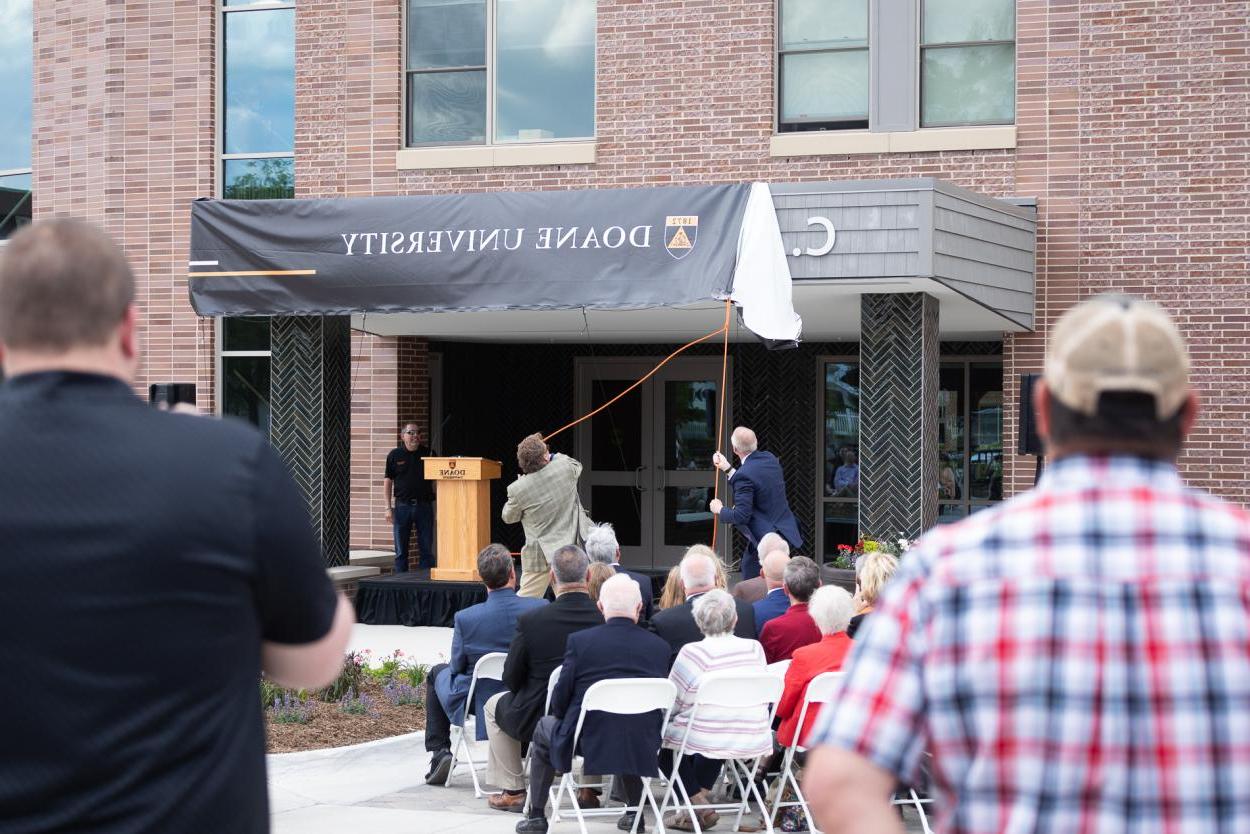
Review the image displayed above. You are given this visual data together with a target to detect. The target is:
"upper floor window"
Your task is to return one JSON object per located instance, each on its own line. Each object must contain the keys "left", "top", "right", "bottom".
{"left": 778, "top": 0, "right": 868, "bottom": 132}
{"left": 405, "top": 0, "right": 596, "bottom": 146}
{"left": 0, "top": 0, "right": 33, "bottom": 240}
{"left": 222, "top": 0, "right": 295, "bottom": 200}
{"left": 921, "top": 0, "right": 1015, "bottom": 126}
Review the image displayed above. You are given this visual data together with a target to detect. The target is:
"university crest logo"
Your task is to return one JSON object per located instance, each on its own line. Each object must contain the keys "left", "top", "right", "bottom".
{"left": 447, "top": 460, "right": 457, "bottom": 470}
{"left": 664, "top": 215, "right": 698, "bottom": 260}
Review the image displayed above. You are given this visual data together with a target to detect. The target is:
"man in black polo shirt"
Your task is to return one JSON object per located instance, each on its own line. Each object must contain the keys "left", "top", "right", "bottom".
{"left": 0, "top": 219, "right": 354, "bottom": 833}
{"left": 383, "top": 421, "right": 437, "bottom": 572}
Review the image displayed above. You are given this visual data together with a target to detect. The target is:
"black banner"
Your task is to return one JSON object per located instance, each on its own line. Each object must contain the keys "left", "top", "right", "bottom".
{"left": 188, "top": 184, "right": 754, "bottom": 317}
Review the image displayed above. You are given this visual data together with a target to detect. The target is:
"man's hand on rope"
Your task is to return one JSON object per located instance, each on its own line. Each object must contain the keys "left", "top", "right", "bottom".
{"left": 709, "top": 498, "right": 723, "bottom": 515}
{"left": 712, "top": 451, "right": 732, "bottom": 472}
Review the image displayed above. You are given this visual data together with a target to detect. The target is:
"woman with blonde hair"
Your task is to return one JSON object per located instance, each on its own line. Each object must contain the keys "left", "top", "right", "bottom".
{"left": 658, "top": 565, "right": 684, "bottom": 610}
{"left": 848, "top": 549, "right": 898, "bottom": 638}
{"left": 587, "top": 561, "right": 616, "bottom": 601}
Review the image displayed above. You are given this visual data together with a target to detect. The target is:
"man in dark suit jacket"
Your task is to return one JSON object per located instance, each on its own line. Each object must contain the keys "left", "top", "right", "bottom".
{"left": 517, "top": 574, "right": 671, "bottom": 834}
{"left": 731, "top": 532, "right": 790, "bottom": 605}
{"left": 650, "top": 546, "right": 756, "bottom": 666}
{"left": 709, "top": 426, "right": 802, "bottom": 581}
{"left": 485, "top": 545, "right": 604, "bottom": 812}
{"left": 584, "top": 522, "right": 654, "bottom": 621}
{"left": 752, "top": 549, "right": 792, "bottom": 637}
{"left": 425, "top": 544, "right": 547, "bottom": 785}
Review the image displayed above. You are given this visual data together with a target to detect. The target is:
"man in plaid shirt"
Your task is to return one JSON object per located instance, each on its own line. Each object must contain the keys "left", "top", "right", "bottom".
{"left": 804, "top": 295, "right": 1250, "bottom": 834}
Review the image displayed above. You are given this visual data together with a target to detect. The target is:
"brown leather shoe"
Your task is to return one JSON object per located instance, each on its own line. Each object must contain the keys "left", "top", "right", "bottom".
{"left": 576, "top": 788, "right": 602, "bottom": 809}
{"left": 488, "top": 791, "right": 527, "bottom": 813}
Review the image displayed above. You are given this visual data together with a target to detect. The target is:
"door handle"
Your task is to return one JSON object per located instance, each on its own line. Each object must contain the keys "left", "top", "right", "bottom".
{"left": 656, "top": 468, "right": 666, "bottom": 491}
{"left": 634, "top": 466, "right": 648, "bottom": 492}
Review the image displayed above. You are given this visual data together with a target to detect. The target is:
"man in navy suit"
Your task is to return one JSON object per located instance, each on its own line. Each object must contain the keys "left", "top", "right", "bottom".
{"left": 584, "top": 522, "right": 654, "bottom": 622}
{"left": 425, "top": 544, "right": 546, "bottom": 785}
{"left": 517, "top": 574, "right": 671, "bottom": 834}
{"left": 752, "top": 549, "right": 792, "bottom": 637}
{"left": 708, "top": 426, "right": 802, "bottom": 581}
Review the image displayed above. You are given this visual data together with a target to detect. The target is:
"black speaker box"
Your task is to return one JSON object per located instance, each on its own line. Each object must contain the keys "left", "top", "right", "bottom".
{"left": 149, "top": 383, "right": 197, "bottom": 408}
{"left": 1017, "top": 373, "right": 1043, "bottom": 456}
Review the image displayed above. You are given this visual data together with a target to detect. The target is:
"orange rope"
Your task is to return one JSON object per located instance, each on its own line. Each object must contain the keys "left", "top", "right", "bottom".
{"left": 711, "top": 299, "right": 732, "bottom": 550}
{"left": 541, "top": 310, "right": 731, "bottom": 443}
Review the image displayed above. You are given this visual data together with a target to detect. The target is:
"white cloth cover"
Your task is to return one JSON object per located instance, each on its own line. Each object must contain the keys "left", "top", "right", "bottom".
{"left": 730, "top": 182, "right": 803, "bottom": 343}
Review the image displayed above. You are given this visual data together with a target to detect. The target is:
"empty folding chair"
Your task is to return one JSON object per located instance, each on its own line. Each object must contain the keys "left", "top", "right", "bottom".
{"left": 657, "top": 670, "right": 784, "bottom": 834}
{"left": 547, "top": 678, "right": 678, "bottom": 834}
{"left": 445, "top": 651, "right": 507, "bottom": 798}
{"left": 765, "top": 659, "right": 791, "bottom": 681}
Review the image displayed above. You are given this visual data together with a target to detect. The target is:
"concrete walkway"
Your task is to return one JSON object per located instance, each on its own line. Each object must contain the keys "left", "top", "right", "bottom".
{"left": 268, "top": 624, "right": 931, "bottom": 833}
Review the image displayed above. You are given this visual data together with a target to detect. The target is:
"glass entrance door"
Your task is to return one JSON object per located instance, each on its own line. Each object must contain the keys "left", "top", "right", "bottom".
{"left": 576, "top": 357, "right": 731, "bottom": 570}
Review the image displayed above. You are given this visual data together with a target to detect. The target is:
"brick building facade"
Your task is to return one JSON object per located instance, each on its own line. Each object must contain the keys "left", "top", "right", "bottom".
{"left": 9, "top": 0, "right": 1249, "bottom": 566}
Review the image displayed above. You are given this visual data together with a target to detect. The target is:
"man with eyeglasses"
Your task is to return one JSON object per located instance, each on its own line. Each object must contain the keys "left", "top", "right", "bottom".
{"left": 383, "top": 422, "right": 437, "bottom": 572}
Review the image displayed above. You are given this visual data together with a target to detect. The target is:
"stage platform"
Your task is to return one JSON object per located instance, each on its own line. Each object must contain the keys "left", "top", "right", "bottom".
{"left": 354, "top": 567, "right": 670, "bottom": 627}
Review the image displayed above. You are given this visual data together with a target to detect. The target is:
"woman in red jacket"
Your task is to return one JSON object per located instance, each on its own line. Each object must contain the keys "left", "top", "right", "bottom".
{"left": 775, "top": 585, "right": 855, "bottom": 748}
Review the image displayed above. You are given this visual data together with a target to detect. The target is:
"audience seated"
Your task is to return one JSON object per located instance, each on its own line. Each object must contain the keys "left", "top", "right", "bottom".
{"left": 662, "top": 590, "right": 772, "bottom": 831}
{"left": 587, "top": 562, "right": 615, "bottom": 602}
{"left": 584, "top": 522, "right": 655, "bottom": 621}
{"left": 650, "top": 545, "right": 757, "bottom": 666}
{"left": 751, "top": 549, "right": 792, "bottom": 637}
{"left": 774, "top": 585, "right": 854, "bottom": 748}
{"left": 517, "top": 575, "right": 672, "bottom": 834}
{"left": 425, "top": 544, "right": 547, "bottom": 786}
{"left": 658, "top": 565, "right": 684, "bottom": 611}
{"left": 759, "top": 557, "right": 822, "bottom": 663}
{"left": 731, "top": 533, "right": 790, "bottom": 604}
{"left": 848, "top": 550, "right": 898, "bottom": 639}
{"left": 484, "top": 545, "right": 604, "bottom": 813}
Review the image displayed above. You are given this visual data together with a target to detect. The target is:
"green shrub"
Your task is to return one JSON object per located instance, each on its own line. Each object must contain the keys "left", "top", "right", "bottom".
{"left": 317, "top": 651, "right": 367, "bottom": 703}
{"left": 270, "top": 692, "right": 315, "bottom": 724}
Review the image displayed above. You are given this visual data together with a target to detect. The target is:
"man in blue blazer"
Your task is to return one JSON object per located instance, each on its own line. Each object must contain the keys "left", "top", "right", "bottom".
{"left": 752, "top": 549, "right": 792, "bottom": 637}
{"left": 709, "top": 426, "right": 802, "bottom": 581}
{"left": 584, "top": 522, "right": 654, "bottom": 622}
{"left": 425, "top": 544, "right": 546, "bottom": 785}
{"left": 517, "top": 574, "right": 671, "bottom": 834}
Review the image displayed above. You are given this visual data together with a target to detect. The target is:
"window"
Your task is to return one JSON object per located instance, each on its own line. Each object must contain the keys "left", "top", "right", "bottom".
{"left": 777, "top": 0, "right": 868, "bottom": 132}
{"left": 921, "top": 0, "right": 1015, "bottom": 126}
{"left": 218, "top": 0, "right": 292, "bottom": 429}
{"left": 221, "top": 0, "right": 295, "bottom": 199}
{"left": 220, "top": 317, "right": 272, "bottom": 431}
{"left": 405, "top": 0, "right": 596, "bottom": 146}
{"left": 0, "top": 0, "right": 33, "bottom": 240}
{"left": 936, "top": 360, "right": 1003, "bottom": 523}
{"left": 820, "top": 360, "right": 861, "bottom": 562}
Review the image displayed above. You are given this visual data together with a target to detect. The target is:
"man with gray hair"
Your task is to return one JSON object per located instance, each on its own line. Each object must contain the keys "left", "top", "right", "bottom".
{"left": 424, "top": 544, "right": 546, "bottom": 786}
{"left": 732, "top": 531, "right": 790, "bottom": 603}
{"left": 760, "top": 556, "right": 822, "bottom": 663}
{"left": 649, "top": 545, "right": 757, "bottom": 666}
{"left": 484, "top": 545, "right": 604, "bottom": 813}
{"left": 583, "top": 522, "right": 654, "bottom": 621}
{"left": 517, "top": 574, "right": 672, "bottom": 833}
{"left": 709, "top": 426, "right": 802, "bottom": 581}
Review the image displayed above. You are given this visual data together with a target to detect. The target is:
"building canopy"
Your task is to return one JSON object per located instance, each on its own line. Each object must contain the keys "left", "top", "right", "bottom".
{"left": 188, "top": 182, "right": 803, "bottom": 343}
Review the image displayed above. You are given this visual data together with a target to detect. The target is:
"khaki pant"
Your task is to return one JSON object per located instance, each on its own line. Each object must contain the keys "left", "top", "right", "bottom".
{"left": 484, "top": 692, "right": 527, "bottom": 791}
{"left": 517, "top": 560, "right": 550, "bottom": 599}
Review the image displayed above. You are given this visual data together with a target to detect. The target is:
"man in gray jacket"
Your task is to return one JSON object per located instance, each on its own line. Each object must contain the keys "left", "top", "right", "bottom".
{"left": 502, "top": 433, "right": 593, "bottom": 598}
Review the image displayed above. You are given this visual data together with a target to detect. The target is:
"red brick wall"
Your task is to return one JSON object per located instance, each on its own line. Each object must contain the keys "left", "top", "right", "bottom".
{"left": 32, "top": 0, "right": 218, "bottom": 411}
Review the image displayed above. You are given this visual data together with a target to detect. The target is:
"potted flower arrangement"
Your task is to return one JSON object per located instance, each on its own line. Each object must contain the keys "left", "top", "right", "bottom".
{"left": 821, "top": 534, "right": 912, "bottom": 593}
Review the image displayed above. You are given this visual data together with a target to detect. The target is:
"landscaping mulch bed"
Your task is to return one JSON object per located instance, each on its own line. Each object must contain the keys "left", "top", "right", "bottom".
{"left": 265, "top": 676, "right": 428, "bottom": 754}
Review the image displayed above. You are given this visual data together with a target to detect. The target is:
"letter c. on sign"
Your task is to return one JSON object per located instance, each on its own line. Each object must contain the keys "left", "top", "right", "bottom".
{"left": 791, "top": 216, "right": 836, "bottom": 258}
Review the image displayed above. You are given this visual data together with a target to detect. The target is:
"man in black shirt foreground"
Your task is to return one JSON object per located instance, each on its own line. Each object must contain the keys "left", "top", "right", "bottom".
{"left": 0, "top": 219, "right": 354, "bottom": 833}
{"left": 383, "top": 421, "right": 437, "bottom": 572}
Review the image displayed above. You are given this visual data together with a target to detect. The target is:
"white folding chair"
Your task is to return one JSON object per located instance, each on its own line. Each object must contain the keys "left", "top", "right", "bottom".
{"left": 769, "top": 671, "right": 843, "bottom": 832}
{"left": 547, "top": 678, "right": 678, "bottom": 834}
{"left": 765, "top": 659, "right": 791, "bottom": 681}
{"left": 524, "top": 664, "right": 565, "bottom": 777}
{"left": 445, "top": 651, "right": 507, "bottom": 798}
{"left": 657, "top": 670, "right": 784, "bottom": 834}
{"left": 889, "top": 758, "right": 935, "bottom": 834}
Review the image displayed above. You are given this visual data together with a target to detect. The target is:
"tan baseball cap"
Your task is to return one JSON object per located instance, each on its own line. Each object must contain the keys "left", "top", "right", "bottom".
{"left": 1044, "top": 294, "right": 1190, "bottom": 419}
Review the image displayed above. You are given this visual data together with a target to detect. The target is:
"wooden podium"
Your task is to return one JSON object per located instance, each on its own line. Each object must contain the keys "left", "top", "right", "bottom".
{"left": 423, "top": 457, "right": 502, "bottom": 582}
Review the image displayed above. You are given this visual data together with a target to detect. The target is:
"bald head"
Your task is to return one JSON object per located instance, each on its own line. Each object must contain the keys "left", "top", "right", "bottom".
{"left": 731, "top": 427, "right": 758, "bottom": 456}
{"left": 762, "top": 550, "right": 790, "bottom": 589}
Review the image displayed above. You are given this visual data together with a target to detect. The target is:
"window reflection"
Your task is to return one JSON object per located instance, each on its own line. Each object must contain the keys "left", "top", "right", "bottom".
{"left": 224, "top": 158, "right": 294, "bottom": 200}
{"left": 665, "top": 381, "right": 716, "bottom": 471}
{"left": 0, "top": 0, "right": 33, "bottom": 172}
{"left": 224, "top": 8, "right": 296, "bottom": 154}
{"left": 0, "top": 173, "right": 32, "bottom": 240}
{"left": 937, "top": 360, "right": 1003, "bottom": 517}
{"left": 495, "top": 0, "right": 595, "bottom": 142}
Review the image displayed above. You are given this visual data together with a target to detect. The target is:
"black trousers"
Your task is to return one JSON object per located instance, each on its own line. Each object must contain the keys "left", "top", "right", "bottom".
{"left": 659, "top": 748, "right": 723, "bottom": 794}
{"left": 526, "top": 715, "right": 644, "bottom": 819}
{"left": 424, "top": 663, "right": 451, "bottom": 753}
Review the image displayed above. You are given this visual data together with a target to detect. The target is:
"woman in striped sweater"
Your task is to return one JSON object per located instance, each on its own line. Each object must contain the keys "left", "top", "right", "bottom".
{"left": 662, "top": 589, "right": 772, "bottom": 829}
